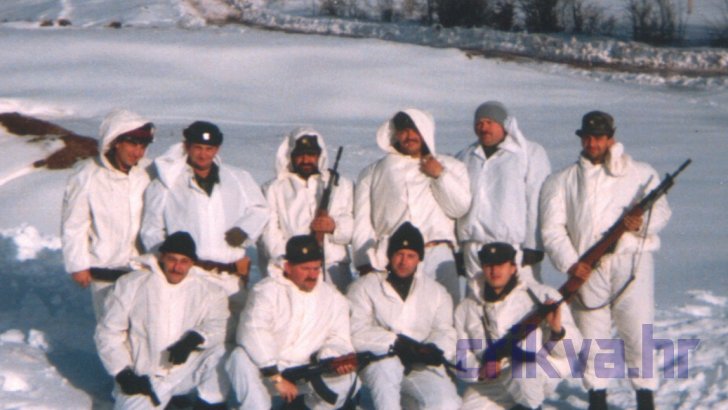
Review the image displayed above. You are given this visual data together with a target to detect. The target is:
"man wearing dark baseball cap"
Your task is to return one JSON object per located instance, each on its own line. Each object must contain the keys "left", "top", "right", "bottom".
{"left": 453, "top": 241, "right": 580, "bottom": 409}
{"left": 540, "top": 110, "right": 672, "bottom": 409}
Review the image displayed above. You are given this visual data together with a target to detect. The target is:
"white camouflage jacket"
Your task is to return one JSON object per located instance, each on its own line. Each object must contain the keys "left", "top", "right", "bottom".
{"left": 61, "top": 109, "right": 152, "bottom": 274}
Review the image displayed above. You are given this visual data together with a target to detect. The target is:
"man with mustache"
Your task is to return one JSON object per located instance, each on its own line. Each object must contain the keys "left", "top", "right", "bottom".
{"left": 260, "top": 127, "right": 354, "bottom": 292}
{"left": 226, "top": 235, "right": 357, "bottom": 409}
{"left": 95, "top": 232, "right": 230, "bottom": 410}
{"left": 540, "top": 111, "right": 672, "bottom": 410}
{"left": 353, "top": 109, "right": 471, "bottom": 303}
{"left": 62, "top": 109, "right": 155, "bottom": 319}
{"left": 141, "top": 120, "right": 269, "bottom": 340}
{"left": 456, "top": 101, "right": 551, "bottom": 294}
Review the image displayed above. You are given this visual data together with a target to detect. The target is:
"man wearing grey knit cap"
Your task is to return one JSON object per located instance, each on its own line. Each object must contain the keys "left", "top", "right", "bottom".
{"left": 455, "top": 101, "right": 551, "bottom": 294}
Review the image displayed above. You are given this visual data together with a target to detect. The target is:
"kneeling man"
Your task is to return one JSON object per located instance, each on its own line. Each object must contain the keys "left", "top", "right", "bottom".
{"left": 95, "top": 231, "right": 230, "bottom": 410}
{"left": 455, "top": 242, "right": 581, "bottom": 410}
{"left": 347, "top": 222, "right": 461, "bottom": 410}
{"left": 226, "top": 235, "right": 357, "bottom": 409}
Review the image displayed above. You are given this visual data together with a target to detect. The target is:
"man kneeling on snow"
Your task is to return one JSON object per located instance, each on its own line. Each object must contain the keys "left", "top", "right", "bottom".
{"left": 454, "top": 242, "right": 581, "bottom": 410}
{"left": 95, "top": 231, "right": 230, "bottom": 410}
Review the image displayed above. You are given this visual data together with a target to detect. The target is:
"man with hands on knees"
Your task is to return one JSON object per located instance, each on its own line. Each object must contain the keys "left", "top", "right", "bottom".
{"left": 226, "top": 235, "right": 357, "bottom": 409}
{"left": 95, "top": 232, "right": 230, "bottom": 410}
{"left": 454, "top": 242, "right": 581, "bottom": 410}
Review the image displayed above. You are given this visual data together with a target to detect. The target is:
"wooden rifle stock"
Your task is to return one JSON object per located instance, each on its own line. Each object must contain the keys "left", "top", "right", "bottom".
{"left": 483, "top": 159, "right": 691, "bottom": 363}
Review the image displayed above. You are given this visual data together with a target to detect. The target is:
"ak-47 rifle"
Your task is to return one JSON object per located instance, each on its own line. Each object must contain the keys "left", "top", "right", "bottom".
{"left": 312, "top": 146, "right": 343, "bottom": 246}
{"left": 281, "top": 350, "right": 390, "bottom": 404}
{"left": 196, "top": 257, "right": 250, "bottom": 279}
{"left": 481, "top": 159, "right": 691, "bottom": 364}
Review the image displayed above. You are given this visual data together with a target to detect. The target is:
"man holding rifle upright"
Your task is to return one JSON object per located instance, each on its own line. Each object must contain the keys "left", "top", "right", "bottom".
{"left": 540, "top": 111, "right": 672, "bottom": 410}
{"left": 226, "top": 235, "right": 358, "bottom": 409}
{"left": 141, "top": 120, "right": 269, "bottom": 339}
{"left": 260, "top": 127, "right": 354, "bottom": 292}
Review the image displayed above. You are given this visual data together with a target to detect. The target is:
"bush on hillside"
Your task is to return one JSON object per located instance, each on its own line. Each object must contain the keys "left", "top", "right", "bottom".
{"left": 626, "top": 0, "right": 686, "bottom": 45}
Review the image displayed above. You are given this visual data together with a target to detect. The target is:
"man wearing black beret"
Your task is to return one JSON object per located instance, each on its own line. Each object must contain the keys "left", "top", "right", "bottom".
{"left": 141, "top": 120, "right": 269, "bottom": 341}
{"left": 226, "top": 235, "right": 357, "bottom": 409}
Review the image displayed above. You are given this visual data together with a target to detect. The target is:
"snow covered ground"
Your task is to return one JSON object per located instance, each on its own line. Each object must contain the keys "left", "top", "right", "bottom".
{"left": 0, "top": 1, "right": 726, "bottom": 409}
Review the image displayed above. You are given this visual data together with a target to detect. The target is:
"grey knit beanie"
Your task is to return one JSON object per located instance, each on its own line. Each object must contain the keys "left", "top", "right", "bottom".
{"left": 474, "top": 101, "right": 508, "bottom": 129}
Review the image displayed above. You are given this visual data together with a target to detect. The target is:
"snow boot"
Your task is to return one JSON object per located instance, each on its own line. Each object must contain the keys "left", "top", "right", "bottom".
{"left": 588, "top": 389, "right": 607, "bottom": 410}
{"left": 636, "top": 389, "right": 655, "bottom": 410}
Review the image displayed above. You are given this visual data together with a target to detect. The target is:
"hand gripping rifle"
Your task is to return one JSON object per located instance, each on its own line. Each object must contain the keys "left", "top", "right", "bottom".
{"left": 312, "top": 146, "right": 343, "bottom": 246}
{"left": 481, "top": 159, "right": 691, "bottom": 364}
{"left": 281, "top": 350, "right": 390, "bottom": 404}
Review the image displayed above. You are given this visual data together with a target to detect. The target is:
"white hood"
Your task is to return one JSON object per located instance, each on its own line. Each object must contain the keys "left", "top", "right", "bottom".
{"left": 376, "top": 108, "right": 436, "bottom": 155}
{"left": 98, "top": 109, "right": 152, "bottom": 170}
{"left": 274, "top": 127, "right": 330, "bottom": 177}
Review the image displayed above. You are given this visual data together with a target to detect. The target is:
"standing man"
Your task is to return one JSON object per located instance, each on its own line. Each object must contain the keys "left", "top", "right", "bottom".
{"left": 347, "top": 222, "right": 461, "bottom": 410}
{"left": 141, "top": 120, "right": 269, "bottom": 334}
{"left": 353, "top": 108, "right": 471, "bottom": 303}
{"left": 95, "top": 231, "right": 230, "bottom": 410}
{"left": 260, "top": 127, "right": 354, "bottom": 292}
{"left": 540, "top": 111, "right": 671, "bottom": 410}
{"left": 454, "top": 242, "right": 581, "bottom": 410}
{"left": 226, "top": 235, "right": 357, "bottom": 409}
{"left": 62, "top": 109, "right": 154, "bottom": 319}
{"left": 456, "top": 101, "right": 550, "bottom": 289}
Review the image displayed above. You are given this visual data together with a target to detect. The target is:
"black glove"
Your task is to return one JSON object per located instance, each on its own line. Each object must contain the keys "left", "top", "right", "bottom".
{"left": 166, "top": 331, "right": 204, "bottom": 365}
{"left": 225, "top": 227, "right": 248, "bottom": 247}
{"left": 115, "top": 368, "right": 153, "bottom": 396}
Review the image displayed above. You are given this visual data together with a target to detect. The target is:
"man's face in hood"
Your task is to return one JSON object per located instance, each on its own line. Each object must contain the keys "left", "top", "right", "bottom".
{"left": 186, "top": 143, "right": 219, "bottom": 172}
{"left": 475, "top": 118, "right": 506, "bottom": 148}
{"left": 291, "top": 152, "right": 320, "bottom": 179}
{"left": 111, "top": 139, "right": 148, "bottom": 172}
{"left": 394, "top": 128, "right": 424, "bottom": 158}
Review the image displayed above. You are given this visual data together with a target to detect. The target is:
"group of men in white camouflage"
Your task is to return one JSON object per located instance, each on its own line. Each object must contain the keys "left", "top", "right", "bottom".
{"left": 62, "top": 102, "right": 671, "bottom": 410}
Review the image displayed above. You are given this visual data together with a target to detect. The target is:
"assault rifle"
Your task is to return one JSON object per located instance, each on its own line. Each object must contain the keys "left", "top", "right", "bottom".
{"left": 312, "top": 146, "right": 343, "bottom": 246}
{"left": 196, "top": 257, "right": 250, "bottom": 280}
{"left": 481, "top": 159, "right": 691, "bottom": 363}
{"left": 281, "top": 350, "right": 391, "bottom": 404}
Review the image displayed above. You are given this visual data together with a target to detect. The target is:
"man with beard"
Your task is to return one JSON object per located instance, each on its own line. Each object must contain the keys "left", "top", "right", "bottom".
{"left": 141, "top": 120, "right": 269, "bottom": 339}
{"left": 347, "top": 222, "right": 461, "bottom": 409}
{"left": 456, "top": 101, "right": 550, "bottom": 291}
{"left": 226, "top": 235, "right": 357, "bottom": 409}
{"left": 95, "top": 232, "right": 229, "bottom": 410}
{"left": 62, "top": 109, "right": 154, "bottom": 319}
{"left": 260, "top": 127, "right": 354, "bottom": 292}
{"left": 353, "top": 109, "right": 471, "bottom": 303}
{"left": 540, "top": 111, "right": 671, "bottom": 410}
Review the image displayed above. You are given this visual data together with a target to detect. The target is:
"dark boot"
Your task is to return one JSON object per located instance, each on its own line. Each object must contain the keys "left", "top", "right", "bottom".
{"left": 636, "top": 389, "right": 655, "bottom": 410}
{"left": 588, "top": 389, "right": 608, "bottom": 410}
{"left": 192, "top": 397, "right": 227, "bottom": 410}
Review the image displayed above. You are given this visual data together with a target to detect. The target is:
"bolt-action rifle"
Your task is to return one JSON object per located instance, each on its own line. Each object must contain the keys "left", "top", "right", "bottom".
{"left": 481, "top": 159, "right": 691, "bottom": 364}
{"left": 281, "top": 350, "right": 390, "bottom": 404}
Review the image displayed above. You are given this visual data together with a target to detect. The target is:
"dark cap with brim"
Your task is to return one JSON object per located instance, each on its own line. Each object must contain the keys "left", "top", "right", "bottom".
{"left": 478, "top": 242, "right": 516, "bottom": 266}
{"left": 285, "top": 235, "right": 323, "bottom": 264}
{"left": 576, "top": 111, "right": 615, "bottom": 138}
{"left": 184, "top": 121, "right": 223, "bottom": 146}
{"left": 116, "top": 122, "right": 155, "bottom": 145}
{"left": 291, "top": 135, "right": 322, "bottom": 156}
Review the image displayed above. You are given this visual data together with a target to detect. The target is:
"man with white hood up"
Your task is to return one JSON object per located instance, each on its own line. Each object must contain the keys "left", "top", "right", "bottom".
{"left": 141, "top": 120, "right": 269, "bottom": 338}
{"left": 353, "top": 108, "right": 471, "bottom": 303}
{"left": 226, "top": 235, "right": 357, "bottom": 409}
{"left": 62, "top": 109, "right": 154, "bottom": 319}
{"left": 260, "top": 127, "right": 354, "bottom": 292}
{"left": 347, "top": 222, "right": 461, "bottom": 410}
{"left": 456, "top": 101, "right": 550, "bottom": 289}
{"left": 95, "top": 231, "right": 230, "bottom": 410}
{"left": 540, "top": 111, "right": 671, "bottom": 410}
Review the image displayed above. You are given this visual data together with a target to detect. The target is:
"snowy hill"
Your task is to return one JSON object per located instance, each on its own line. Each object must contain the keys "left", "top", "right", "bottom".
{"left": 0, "top": 0, "right": 726, "bottom": 409}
